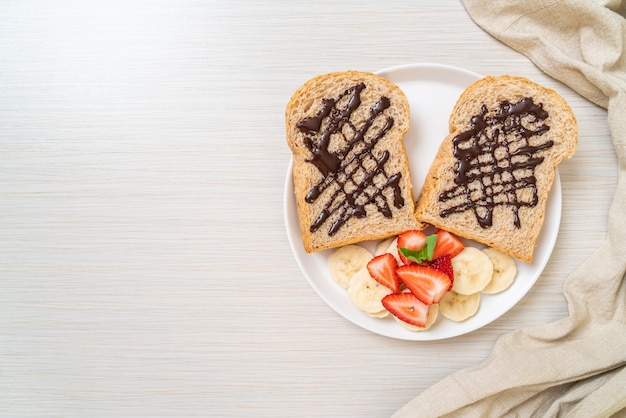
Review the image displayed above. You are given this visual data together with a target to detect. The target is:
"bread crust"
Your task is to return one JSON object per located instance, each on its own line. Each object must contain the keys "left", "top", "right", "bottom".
{"left": 286, "top": 71, "right": 422, "bottom": 253}
{"left": 415, "top": 75, "right": 578, "bottom": 263}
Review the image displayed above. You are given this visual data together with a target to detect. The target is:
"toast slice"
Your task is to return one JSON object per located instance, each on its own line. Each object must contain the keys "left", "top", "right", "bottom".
{"left": 286, "top": 71, "right": 422, "bottom": 253}
{"left": 414, "top": 75, "right": 578, "bottom": 263}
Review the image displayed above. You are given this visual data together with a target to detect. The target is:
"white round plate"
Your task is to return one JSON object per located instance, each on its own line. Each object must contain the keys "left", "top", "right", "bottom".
{"left": 284, "top": 63, "right": 562, "bottom": 340}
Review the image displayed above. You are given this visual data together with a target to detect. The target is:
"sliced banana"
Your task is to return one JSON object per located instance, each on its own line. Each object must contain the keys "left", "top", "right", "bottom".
{"left": 347, "top": 268, "right": 393, "bottom": 317}
{"left": 375, "top": 236, "right": 396, "bottom": 256}
{"left": 369, "top": 309, "right": 390, "bottom": 319}
{"left": 451, "top": 247, "right": 494, "bottom": 295}
{"left": 481, "top": 248, "right": 517, "bottom": 294}
{"left": 395, "top": 303, "right": 440, "bottom": 331}
{"left": 328, "top": 245, "right": 373, "bottom": 288}
{"left": 439, "top": 291, "right": 480, "bottom": 321}
{"left": 385, "top": 237, "right": 402, "bottom": 265}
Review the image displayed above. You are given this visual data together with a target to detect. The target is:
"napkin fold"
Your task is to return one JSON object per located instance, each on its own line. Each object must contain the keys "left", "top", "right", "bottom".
{"left": 394, "top": 1, "right": 626, "bottom": 417}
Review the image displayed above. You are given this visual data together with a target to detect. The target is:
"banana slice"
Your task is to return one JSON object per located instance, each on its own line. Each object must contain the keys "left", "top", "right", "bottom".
{"left": 395, "top": 303, "right": 440, "bottom": 331}
{"left": 328, "top": 245, "right": 373, "bottom": 288}
{"left": 481, "top": 248, "right": 517, "bottom": 294}
{"left": 439, "top": 291, "right": 480, "bottom": 321}
{"left": 375, "top": 236, "right": 396, "bottom": 256}
{"left": 451, "top": 247, "right": 494, "bottom": 295}
{"left": 385, "top": 237, "right": 402, "bottom": 265}
{"left": 369, "top": 309, "right": 390, "bottom": 319}
{"left": 347, "top": 268, "right": 393, "bottom": 317}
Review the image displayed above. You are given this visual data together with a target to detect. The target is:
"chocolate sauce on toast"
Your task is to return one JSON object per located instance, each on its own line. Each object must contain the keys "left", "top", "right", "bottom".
{"left": 438, "top": 97, "right": 553, "bottom": 229}
{"left": 297, "top": 83, "right": 404, "bottom": 236}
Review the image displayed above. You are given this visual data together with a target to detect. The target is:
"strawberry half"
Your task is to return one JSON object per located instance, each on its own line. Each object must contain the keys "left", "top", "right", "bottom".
{"left": 397, "top": 230, "right": 426, "bottom": 265}
{"left": 396, "top": 264, "right": 452, "bottom": 305}
{"left": 430, "top": 254, "right": 454, "bottom": 285}
{"left": 367, "top": 253, "right": 400, "bottom": 292}
{"left": 431, "top": 230, "right": 465, "bottom": 260}
{"left": 381, "top": 292, "right": 429, "bottom": 327}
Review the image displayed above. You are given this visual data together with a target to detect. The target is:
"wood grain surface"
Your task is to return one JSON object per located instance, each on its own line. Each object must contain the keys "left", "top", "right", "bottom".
{"left": 0, "top": 1, "right": 617, "bottom": 416}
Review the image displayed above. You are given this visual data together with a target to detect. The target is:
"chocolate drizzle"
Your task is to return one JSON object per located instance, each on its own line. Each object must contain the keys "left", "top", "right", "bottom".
{"left": 297, "top": 83, "right": 403, "bottom": 236}
{"left": 438, "top": 97, "right": 553, "bottom": 229}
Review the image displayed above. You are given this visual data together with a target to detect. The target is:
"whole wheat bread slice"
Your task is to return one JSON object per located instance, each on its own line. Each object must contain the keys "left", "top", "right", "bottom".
{"left": 415, "top": 75, "right": 577, "bottom": 263}
{"left": 286, "top": 71, "right": 422, "bottom": 253}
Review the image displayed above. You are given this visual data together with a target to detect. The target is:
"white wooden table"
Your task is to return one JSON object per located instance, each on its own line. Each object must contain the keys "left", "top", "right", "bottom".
{"left": 0, "top": 1, "right": 617, "bottom": 416}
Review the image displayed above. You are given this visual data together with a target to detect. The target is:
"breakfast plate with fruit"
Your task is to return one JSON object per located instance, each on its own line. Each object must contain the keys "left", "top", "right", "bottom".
{"left": 283, "top": 63, "right": 563, "bottom": 340}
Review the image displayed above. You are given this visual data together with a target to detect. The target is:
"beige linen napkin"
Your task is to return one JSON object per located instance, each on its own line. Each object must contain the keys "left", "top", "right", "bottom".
{"left": 394, "top": 1, "right": 626, "bottom": 417}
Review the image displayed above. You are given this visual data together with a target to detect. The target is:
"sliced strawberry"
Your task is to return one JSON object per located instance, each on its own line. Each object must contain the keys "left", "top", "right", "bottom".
{"left": 396, "top": 264, "right": 452, "bottom": 305}
{"left": 397, "top": 230, "right": 427, "bottom": 265}
{"left": 381, "top": 292, "right": 429, "bottom": 327}
{"left": 366, "top": 253, "right": 400, "bottom": 292}
{"left": 429, "top": 254, "right": 454, "bottom": 287}
{"left": 431, "top": 230, "right": 465, "bottom": 260}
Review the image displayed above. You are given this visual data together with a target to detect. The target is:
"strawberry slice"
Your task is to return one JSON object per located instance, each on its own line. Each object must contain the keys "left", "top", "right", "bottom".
{"left": 366, "top": 253, "right": 400, "bottom": 292}
{"left": 430, "top": 254, "right": 454, "bottom": 285}
{"left": 381, "top": 292, "right": 429, "bottom": 327}
{"left": 397, "top": 230, "right": 426, "bottom": 265}
{"left": 396, "top": 264, "right": 452, "bottom": 305}
{"left": 431, "top": 230, "right": 465, "bottom": 260}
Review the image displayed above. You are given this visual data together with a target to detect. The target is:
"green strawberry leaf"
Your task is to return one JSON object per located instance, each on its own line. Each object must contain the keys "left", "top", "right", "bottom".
{"left": 399, "top": 234, "right": 438, "bottom": 264}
